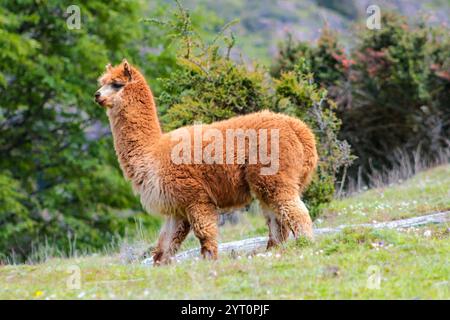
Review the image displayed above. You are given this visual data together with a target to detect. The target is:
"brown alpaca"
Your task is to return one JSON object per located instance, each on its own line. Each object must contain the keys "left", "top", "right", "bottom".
{"left": 95, "top": 60, "right": 318, "bottom": 265}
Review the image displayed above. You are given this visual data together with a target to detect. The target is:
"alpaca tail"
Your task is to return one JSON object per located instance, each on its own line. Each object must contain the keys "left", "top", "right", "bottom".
{"left": 288, "top": 118, "right": 319, "bottom": 192}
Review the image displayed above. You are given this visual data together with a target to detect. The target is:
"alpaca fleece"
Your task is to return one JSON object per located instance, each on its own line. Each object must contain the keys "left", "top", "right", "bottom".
{"left": 96, "top": 60, "right": 318, "bottom": 265}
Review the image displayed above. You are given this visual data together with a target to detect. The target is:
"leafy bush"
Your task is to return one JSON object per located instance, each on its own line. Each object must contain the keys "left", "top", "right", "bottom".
{"left": 344, "top": 13, "right": 450, "bottom": 174}
{"left": 272, "top": 13, "right": 450, "bottom": 183}
{"left": 271, "top": 28, "right": 352, "bottom": 110}
{"left": 159, "top": 57, "right": 272, "bottom": 129}
{"left": 271, "top": 29, "right": 348, "bottom": 87}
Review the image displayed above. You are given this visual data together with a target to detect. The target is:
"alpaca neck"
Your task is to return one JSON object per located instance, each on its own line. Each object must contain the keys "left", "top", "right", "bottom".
{"left": 107, "top": 80, "right": 162, "bottom": 185}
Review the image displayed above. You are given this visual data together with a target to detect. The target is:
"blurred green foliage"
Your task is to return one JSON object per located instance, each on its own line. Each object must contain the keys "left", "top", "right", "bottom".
{"left": 0, "top": 0, "right": 172, "bottom": 261}
{"left": 315, "top": 0, "right": 359, "bottom": 19}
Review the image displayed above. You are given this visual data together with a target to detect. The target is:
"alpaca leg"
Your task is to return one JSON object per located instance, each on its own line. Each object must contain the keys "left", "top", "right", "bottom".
{"left": 261, "top": 205, "right": 289, "bottom": 249}
{"left": 152, "top": 216, "right": 191, "bottom": 266}
{"left": 248, "top": 166, "right": 313, "bottom": 238}
{"left": 274, "top": 198, "right": 314, "bottom": 240}
{"left": 187, "top": 203, "right": 219, "bottom": 260}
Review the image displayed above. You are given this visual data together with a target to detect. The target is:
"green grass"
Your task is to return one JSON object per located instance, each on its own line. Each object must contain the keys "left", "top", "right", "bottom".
{"left": 318, "top": 165, "right": 450, "bottom": 228}
{"left": 0, "top": 165, "right": 449, "bottom": 299}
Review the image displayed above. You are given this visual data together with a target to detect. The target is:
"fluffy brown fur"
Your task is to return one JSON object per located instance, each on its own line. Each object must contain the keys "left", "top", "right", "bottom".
{"left": 95, "top": 60, "right": 318, "bottom": 265}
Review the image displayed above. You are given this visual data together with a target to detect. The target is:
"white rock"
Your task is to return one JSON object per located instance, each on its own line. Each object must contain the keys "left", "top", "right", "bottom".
{"left": 141, "top": 258, "right": 153, "bottom": 266}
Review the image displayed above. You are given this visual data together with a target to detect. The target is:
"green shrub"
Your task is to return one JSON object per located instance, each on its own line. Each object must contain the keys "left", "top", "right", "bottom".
{"left": 159, "top": 58, "right": 272, "bottom": 130}
{"left": 272, "top": 13, "right": 450, "bottom": 182}
{"left": 271, "top": 29, "right": 348, "bottom": 89}
{"left": 344, "top": 13, "right": 450, "bottom": 175}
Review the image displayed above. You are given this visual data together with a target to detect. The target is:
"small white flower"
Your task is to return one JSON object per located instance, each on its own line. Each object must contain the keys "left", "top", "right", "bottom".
{"left": 423, "top": 230, "right": 432, "bottom": 238}
{"left": 209, "top": 270, "right": 218, "bottom": 277}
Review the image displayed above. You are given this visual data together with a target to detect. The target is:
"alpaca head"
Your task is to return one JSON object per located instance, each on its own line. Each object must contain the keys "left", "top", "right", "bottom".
{"left": 95, "top": 59, "right": 137, "bottom": 108}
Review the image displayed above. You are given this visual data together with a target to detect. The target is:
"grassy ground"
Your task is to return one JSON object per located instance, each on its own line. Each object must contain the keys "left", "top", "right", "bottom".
{"left": 0, "top": 165, "right": 449, "bottom": 299}
{"left": 319, "top": 164, "right": 450, "bottom": 228}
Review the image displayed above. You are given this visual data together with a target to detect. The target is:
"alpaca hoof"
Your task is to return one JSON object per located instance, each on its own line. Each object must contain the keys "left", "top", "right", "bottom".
{"left": 266, "top": 238, "right": 278, "bottom": 250}
{"left": 291, "top": 222, "right": 314, "bottom": 241}
{"left": 152, "top": 251, "right": 172, "bottom": 266}
{"left": 299, "top": 227, "right": 314, "bottom": 241}
{"left": 201, "top": 248, "right": 218, "bottom": 260}
{"left": 140, "top": 246, "right": 155, "bottom": 260}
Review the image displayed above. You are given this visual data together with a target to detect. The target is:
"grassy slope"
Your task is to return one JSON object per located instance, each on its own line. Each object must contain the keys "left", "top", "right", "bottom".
{"left": 318, "top": 164, "right": 450, "bottom": 227}
{"left": 0, "top": 165, "right": 449, "bottom": 299}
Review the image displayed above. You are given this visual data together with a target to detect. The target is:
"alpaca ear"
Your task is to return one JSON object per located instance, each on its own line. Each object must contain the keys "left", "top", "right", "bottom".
{"left": 105, "top": 63, "right": 112, "bottom": 71}
{"left": 122, "top": 59, "right": 132, "bottom": 81}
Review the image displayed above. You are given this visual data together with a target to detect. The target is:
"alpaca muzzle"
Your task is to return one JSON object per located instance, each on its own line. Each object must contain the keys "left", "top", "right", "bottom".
{"left": 94, "top": 91, "right": 107, "bottom": 107}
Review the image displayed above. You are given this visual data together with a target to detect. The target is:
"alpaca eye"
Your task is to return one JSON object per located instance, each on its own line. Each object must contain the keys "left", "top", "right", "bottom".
{"left": 112, "top": 83, "right": 124, "bottom": 89}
